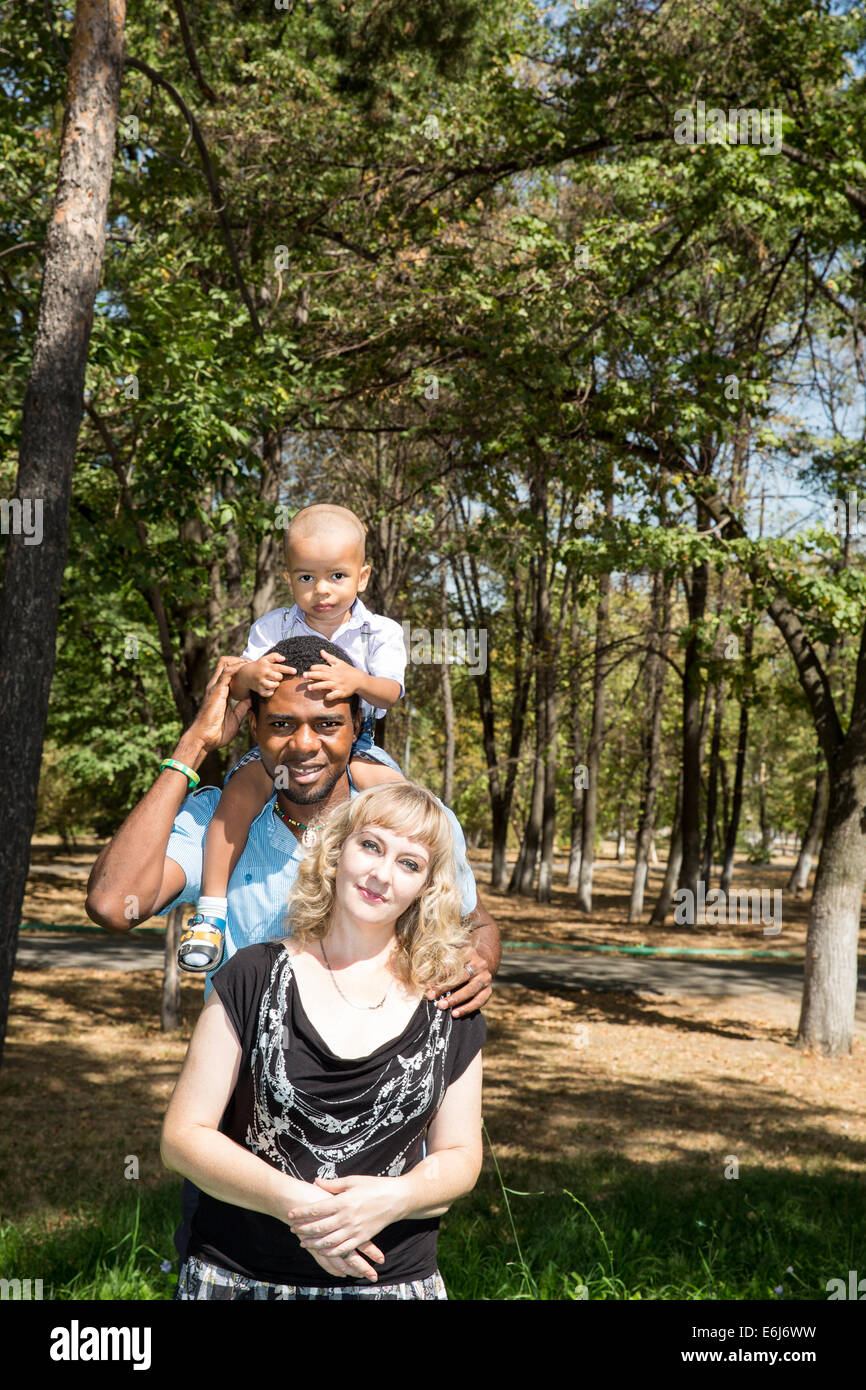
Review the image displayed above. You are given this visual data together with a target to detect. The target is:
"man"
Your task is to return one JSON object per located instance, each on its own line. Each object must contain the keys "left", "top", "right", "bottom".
{"left": 86, "top": 637, "right": 499, "bottom": 1003}
{"left": 86, "top": 637, "right": 501, "bottom": 1253}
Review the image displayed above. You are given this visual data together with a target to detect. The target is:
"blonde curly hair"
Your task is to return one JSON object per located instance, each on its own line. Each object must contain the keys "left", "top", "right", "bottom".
{"left": 287, "top": 782, "right": 470, "bottom": 991}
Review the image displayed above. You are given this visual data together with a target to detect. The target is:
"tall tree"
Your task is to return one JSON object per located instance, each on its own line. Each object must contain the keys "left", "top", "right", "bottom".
{"left": 0, "top": 0, "right": 125, "bottom": 1066}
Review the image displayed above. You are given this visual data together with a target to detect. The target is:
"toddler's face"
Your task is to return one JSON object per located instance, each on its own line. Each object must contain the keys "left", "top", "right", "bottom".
{"left": 285, "top": 532, "right": 370, "bottom": 625}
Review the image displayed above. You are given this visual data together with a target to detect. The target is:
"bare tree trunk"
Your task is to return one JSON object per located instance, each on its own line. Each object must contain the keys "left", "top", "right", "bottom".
{"left": 758, "top": 762, "right": 773, "bottom": 857}
{"left": 678, "top": 552, "right": 708, "bottom": 900}
{"left": 251, "top": 428, "right": 284, "bottom": 620}
{"left": 0, "top": 0, "right": 125, "bottom": 1067}
{"left": 439, "top": 562, "right": 455, "bottom": 807}
{"left": 402, "top": 700, "right": 412, "bottom": 777}
{"left": 509, "top": 770, "right": 543, "bottom": 895}
{"left": 576, "top": 496, "right": 611, "bottom": 912}
{"left": 787, "top": 766, "right": 828, "bottom": 897}
{"left": 649, "top": 773, "right": 683, "bottom": 927}
{"left": 509, "top": 664, "right": 545, "bottom": 896}
{"left": 161, "top": 904, "right": 185, "bottom": 1032}
{"left": 567, "top": 604, "right": 583, "bottom": 888}
{"left": 451, "top": 505, "right": 531, "bottom": 891}
{"left": 700, "top": 682, "right": 725, "bottom": 884}
{"left": 537, "top": 661, "right": 558, "bottom": 902}
{"left": 797, "top": 722, "right": 866, "bottom": 1056}
{"left": 535, "top": 496, "right": 559, "bottom": 902}
{"left": 719, "top": 623, "right": 753, "bottom": 894}
{"left": 629, "top": 573, "right": 671, "bottom": 921}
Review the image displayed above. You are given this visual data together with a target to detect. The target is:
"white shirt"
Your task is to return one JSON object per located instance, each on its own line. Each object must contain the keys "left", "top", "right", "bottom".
{"left": 242, "top": 596, "right": 406, "bottom": 720}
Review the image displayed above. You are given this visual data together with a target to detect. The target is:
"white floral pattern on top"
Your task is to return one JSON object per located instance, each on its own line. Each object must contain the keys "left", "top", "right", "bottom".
{"left": 245, "top": 949, "right": 452, "bottom": 1182}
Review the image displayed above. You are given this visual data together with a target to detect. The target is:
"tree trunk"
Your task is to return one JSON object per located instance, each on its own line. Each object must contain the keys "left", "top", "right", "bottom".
{"left": 700, "top": 682, "right": 725, "bottom": 885}
{"left": 537, "top": 660, "right": 558, "bottom": 902}
{"left": 509, "top": 672, "right": 545, "bottom": 896}
{"left": 439, "top": 562, "right": 455, "bottom": 807}
{"left": 719, "top": 623, "right": 753, "bottom": 895}
{"left": 678, "top": 555, "right": 708, "bottom": 899}
{"left": 0, "top": 0, "right": 125, "bottom": 1067}
{"left": 797, "top": 728, "right": 866, "bottom": 1056}
{"left": 649, "top": 773, "right": 683, "bottom": 927}
{"left": 576, "top": 561, "right": 611, "bottom": 912}
{"left": 450, "top": 509, "right": 531, "bottom": 891}
{"left": 566, "top": 603, "right": 583, "bottom": 888}
{"left": 787, "top": 766, "right": 829, "bottom": 897}
{"left": 628, "top": 573, "right": 671, "bottom": 921}
{"left": 251, "top": 427, "right": 284, "bottom": 620}
{"left": 758, "top": 762, "right": 772, "bottom": 857}
{"left": 402, "top": 701, "right": 412, "bottom": 777}
{"left": 535, "top": 516, "right": 558, "bottom": 902}
{"left": 161, "top": 904, "right": 185, "bottom": 1032}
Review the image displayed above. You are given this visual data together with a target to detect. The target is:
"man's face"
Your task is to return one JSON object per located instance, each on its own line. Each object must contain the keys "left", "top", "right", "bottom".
{"left": 249, "top": 676, "right": 360, "bottom": 806}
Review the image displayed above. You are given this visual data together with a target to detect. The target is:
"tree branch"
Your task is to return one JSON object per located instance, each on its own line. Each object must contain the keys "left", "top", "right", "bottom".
{"left": 125, "top": 55, "right": 262, "bottom": 336}
{"left": 172, "top": 0, "right": 218, "bottom": 104}
{"left": 85, "top": 400, "right": 196, "bottom": 724}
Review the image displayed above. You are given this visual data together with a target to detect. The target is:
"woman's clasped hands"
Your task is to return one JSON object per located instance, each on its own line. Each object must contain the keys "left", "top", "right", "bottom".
{"left": 287, "top": 1174, "right": 404, "bottom": 1281}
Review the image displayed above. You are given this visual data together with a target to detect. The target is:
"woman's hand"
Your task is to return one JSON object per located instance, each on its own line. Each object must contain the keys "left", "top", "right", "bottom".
{"left": 305, "top": 1242, "right": 386, "bottom": 1284}
{"left": 287, "top": 1175, "right": 404, "bottom": 1258}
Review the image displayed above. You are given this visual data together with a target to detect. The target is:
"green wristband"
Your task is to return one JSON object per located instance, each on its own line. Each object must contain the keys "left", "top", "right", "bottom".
{"left": 159, "top": 758, "right": 201, "bottom": 790}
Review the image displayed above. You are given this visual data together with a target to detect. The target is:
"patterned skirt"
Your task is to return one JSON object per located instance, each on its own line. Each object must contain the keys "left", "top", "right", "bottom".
{"left": 176, "top": 1253, "right": 447, "bottom": 1301}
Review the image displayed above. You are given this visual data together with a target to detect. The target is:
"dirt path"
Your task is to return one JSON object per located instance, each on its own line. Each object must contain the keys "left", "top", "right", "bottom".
{"left": 15, "top": 931, "right": 866, "bottom": 1027}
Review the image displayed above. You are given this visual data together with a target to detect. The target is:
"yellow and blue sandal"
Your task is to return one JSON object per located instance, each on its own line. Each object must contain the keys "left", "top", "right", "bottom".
{"left": 178, "top": 913, "right": 225, "bottom": 973}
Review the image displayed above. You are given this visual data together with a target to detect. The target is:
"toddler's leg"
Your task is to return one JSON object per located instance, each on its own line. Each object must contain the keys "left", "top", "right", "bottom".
{"left": 202, "top": 760, "right": 273, "bottom": 896}
{"left": 349, "top": 753, "right": 404, "bottom": 789}
{"left": 177, "top": 760, "right": 273, "bottom": 973}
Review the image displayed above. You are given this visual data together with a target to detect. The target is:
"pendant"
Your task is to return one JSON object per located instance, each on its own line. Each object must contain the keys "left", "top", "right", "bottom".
{"left": 301, "top": 826, "right": 319, "bottom": 849}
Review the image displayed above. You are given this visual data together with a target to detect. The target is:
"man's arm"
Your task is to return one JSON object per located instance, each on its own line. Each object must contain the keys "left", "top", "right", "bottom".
{"left": 85, "top": 657, "right": 251, "bottom": 931}
{"left": 427, "top": 895, "right": 500, "bottom": 1018}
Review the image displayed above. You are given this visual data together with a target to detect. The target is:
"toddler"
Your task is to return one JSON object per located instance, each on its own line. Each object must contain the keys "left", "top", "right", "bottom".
{"left": 177, "top": 503, "right": 406, "bottom": 972}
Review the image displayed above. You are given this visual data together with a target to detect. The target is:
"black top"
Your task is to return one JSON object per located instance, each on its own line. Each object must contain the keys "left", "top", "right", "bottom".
{"left": 189, "top": 941, "right": 486, "bottom": 1286}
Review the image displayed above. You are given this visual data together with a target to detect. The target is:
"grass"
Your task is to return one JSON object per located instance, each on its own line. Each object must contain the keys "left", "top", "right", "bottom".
{"left": 1, "top": 1154, "right": 862, "bottom": 1300}
{"left": 440, "top": 1155, "right": 865, "bottom": 1300}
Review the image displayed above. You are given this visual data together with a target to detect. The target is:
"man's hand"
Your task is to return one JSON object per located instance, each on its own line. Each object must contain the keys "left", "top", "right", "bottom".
{"left": 426, "top": 945, "right": 492, "bottom": 1018}
{"left": 190, "top": 656, "right": 253, "bottom": 754}
{"left": 426, "top": 898, "right": 499, "bottom": 1017}
{"left": 287, "top": 1175, "right": 401, "bottom": 1258}
{"left": 304, "top": 650, "right": 360, "bottom": 702}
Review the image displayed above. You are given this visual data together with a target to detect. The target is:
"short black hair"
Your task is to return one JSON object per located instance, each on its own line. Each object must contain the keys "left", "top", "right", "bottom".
{"left": 248, "top": 635, "right": 361, "bottom": 718}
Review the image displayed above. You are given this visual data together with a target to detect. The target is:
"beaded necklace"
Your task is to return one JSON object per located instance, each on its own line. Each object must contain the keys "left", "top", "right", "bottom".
{"left": 273, "top": 801, "right": 324, "bottom": 849}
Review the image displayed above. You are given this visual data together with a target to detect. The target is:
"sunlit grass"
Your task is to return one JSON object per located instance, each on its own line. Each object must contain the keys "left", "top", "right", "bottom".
{"left": 1, "top": 1154, "right": 860, "bottom": 1300}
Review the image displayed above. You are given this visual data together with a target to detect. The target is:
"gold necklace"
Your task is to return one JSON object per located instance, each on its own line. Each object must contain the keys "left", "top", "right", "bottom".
{"left": 319, "top": 940, "right": 392, "bottom": 1011}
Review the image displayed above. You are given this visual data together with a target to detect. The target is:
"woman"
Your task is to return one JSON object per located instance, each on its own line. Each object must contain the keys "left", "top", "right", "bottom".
{"left": 161, "top": 781, "right": 485, "bottom": 1300}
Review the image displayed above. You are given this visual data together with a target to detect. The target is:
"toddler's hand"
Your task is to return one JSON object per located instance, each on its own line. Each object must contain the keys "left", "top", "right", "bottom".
{"left": 248, "top": 653, "right": 294, "bottom": 696}
{"left": 305, "top": 651, "right": 359, "bottom": 701}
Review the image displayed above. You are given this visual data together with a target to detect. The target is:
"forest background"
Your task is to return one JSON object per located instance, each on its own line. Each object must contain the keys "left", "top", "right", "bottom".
{"left": 3, "top": 0, "right": 866, "bottom": 1062}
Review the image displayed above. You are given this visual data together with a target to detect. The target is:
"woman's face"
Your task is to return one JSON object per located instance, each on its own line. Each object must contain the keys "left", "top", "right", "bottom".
{"left": 335, "top": 823, "right": 432, "bottom": 927}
